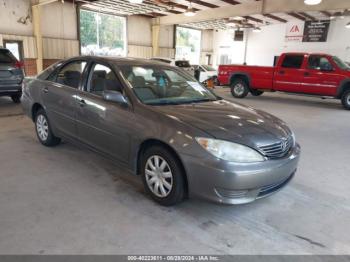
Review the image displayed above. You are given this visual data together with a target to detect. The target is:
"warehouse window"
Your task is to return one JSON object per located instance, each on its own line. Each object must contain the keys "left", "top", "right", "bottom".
{"left": 79, "top": 9, "right": 127, "bottom": 57}
{"left": 175, "top": 26, "right": 201, "bottom": 65}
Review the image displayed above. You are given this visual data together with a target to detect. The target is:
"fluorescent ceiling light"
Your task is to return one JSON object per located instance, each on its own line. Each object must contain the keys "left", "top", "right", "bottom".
{"left": 346, "top": 22, "right": 350, "bottom": 28}
{"left": 304, "top": 0, "right": 322, "bottom": 5}
{"left": 129, "top": 0, "right": 143, "bottom": 3}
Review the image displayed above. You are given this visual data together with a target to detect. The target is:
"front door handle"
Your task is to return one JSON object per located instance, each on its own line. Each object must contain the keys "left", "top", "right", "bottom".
{"left": 43, "top": 87, "right": 49, "bottom": 93}
{"left": 79, "top": 99, "right": 86, "bottom": 107}
{"left": 279, "top": 70, "right": 285, "bottom": 75}
{"left": 304, "top": 72, "right": 310, "bottom": 76}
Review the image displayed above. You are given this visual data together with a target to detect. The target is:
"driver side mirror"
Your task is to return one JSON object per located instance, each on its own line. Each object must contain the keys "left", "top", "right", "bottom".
{"left": 103, "top": 90, "right": 128, "bottom": 107}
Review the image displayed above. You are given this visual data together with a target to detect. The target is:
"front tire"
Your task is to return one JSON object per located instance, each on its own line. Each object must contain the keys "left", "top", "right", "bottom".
{"left": 11, "top": 94, "right": 21, "bottom": 103}
{"left": 230, "top": 79, "right": 249, "bottom": 98}
{"left": 141, "top": 146, "right": 186, "bottom": 206}
{"left": 35, "top": 109, "right": 61, "bottom": 147}
{"left": 341, "top": 90, "right": 350, "bottom": 110}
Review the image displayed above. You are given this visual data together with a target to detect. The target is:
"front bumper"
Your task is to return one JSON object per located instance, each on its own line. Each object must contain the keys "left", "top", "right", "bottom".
{"left": 182, "top": 143, "right": 301, "bottom": 204}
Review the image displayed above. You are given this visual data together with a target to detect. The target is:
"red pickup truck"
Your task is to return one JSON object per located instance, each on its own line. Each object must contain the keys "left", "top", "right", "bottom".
{"left": 218, "top": 53, "right": 350, "bottom": 109}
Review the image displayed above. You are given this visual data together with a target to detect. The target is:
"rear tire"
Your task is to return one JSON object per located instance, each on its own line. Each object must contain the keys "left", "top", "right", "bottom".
{"left": 141, "top": 146, "right": 186, "bottom": 206}
{"left": 250, "top": 89, "right": 264, "bottom": 96}
{"left": 11, "top": 94, "right": 21, "bottom": 103}
{"left": 230, "top": 79, "right": 249, "bottom": 98}
{"left": 341, "top": 90, "right": 350, "bottom": 110}
{"left": 35, "top": 109, "right": 61, "bottom": 147}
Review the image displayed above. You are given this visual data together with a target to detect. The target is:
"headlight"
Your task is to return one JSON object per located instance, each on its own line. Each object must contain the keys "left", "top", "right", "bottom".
{"left": 196, "top": 137, "right": 265, "bottom": 163}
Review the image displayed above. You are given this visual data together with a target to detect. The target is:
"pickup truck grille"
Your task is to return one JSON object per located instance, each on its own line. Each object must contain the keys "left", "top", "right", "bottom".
{"left": 258, "top": 136, "right": 293, "bottom": 159}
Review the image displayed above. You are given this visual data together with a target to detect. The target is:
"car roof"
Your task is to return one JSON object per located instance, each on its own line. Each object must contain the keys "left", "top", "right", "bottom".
{"left": 67, "top": 55, "right": 172, "bottom": 66}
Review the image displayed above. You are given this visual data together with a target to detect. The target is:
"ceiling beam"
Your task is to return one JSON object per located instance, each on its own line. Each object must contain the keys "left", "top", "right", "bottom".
{"left": 219, "top": 0, "right": 241, "bottom": 5}
{"left": 320, "top": 11, "right": 332, "bottom": 17}
{"left": 287, "top": 12, "right": 307, "bottom": 21}
{"left": 263, "top": 13, "right": 287, "bottom": 23}
{"left": 243, "top": 15, "right": 263, "bottom": 23}
{"left": 187, "top": 0, "right": 219, "bottom": 8}
{"left": 157, "top": 0, "right": 350, "bottom": 25}
{"left": 298, "top": 12, "right": 317, "bottom": 21}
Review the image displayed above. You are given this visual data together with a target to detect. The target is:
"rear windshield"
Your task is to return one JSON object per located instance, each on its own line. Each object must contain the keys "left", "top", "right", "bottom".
{"left": 175, "top": 61, "right": 191, "bottom": 68}
{"left": 0, "top": 49, "right": 17, "bottom": 63}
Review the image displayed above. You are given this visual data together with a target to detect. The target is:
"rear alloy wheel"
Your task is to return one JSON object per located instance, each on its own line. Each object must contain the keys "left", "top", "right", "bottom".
{"left": 341, "top": 90, "right": 350, "bottom": 110}
{"left": 35, "top": 109, "right": 61, "bottom": 147}
{"left": 141, "top": 146, "right": 185, "bottom": 206}
{"left": 11, "top": 94, "right": 21, "bottom": 103}
{"left": 231, "top": 79, "right": 249, "bottom": 98}
{"left": 250, "top": 89, "right": 264, "bottom": 96}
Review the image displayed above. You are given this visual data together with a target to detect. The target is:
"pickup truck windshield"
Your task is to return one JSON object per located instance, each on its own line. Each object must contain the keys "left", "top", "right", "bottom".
{"left": 120, "top": 65, "right": 218, "bottom": 105}
{"left": 333, "top": 56, "right": 350, "bottom": 70}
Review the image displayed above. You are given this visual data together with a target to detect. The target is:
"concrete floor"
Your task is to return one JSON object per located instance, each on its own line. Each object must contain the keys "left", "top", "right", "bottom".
{"left": 0, "top": 89, "right": 350, "bottom": 255}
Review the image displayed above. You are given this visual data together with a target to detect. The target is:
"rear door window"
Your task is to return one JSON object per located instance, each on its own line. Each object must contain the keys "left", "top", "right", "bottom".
{"left": 88, "top": 63, "right": 122, "bottom": 96}
{"left": 0, "top": 49, "right": 17, "bottom": 64}
{"left": 281, "top": 55, "right": 304, "bottom": 69}
{"left": 55, "top": 61, "right": 87, "bottom": 89}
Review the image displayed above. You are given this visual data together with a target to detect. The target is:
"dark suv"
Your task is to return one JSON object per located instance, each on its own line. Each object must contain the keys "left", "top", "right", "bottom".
{"left": 0, "top": 48, "right": 24, "bottom": 103}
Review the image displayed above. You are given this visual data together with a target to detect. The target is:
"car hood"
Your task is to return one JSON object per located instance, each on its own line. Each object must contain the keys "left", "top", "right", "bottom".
{"left": 155, "top": 100, "right": 292, "bottom": 149}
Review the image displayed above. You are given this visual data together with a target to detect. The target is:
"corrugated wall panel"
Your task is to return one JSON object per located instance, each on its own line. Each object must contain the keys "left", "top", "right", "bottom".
{"left": 159, "top": 48, "right": 175, "bottom": 59}
{"left": 43, "top": 38, "right": 79, "bottom": 59}
{"left": 128, "top": 45, "right": 152, "bottom": 59}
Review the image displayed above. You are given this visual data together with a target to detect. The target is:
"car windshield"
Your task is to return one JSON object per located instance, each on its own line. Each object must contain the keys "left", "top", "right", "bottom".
{"left": 333, "top": 56, "right": 350, "bottom": 70}
{"left": 119, "top": 65, "right": 218, "bottom": 105}
{"left": 202, "top": 65, "right": 216, "bottom": 71}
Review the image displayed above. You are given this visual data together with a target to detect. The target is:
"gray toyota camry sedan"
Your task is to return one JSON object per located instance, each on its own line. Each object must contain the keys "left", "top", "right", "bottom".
{"left": 22, "top": 56, "right": 300, "bottom": 206}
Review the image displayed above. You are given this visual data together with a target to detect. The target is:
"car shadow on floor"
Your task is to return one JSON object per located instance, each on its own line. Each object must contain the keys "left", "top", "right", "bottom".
{"left": 0, "top": 97, "right": 23, "bottom": 117}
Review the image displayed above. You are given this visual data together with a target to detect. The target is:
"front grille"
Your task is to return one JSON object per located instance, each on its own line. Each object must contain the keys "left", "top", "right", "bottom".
{"left": 258, "top": 136, "right": 293, "bottom": 159}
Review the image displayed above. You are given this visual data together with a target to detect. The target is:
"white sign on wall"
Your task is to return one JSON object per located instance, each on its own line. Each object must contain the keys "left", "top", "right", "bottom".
{"left": 285, "top": 21, "right": 305, "bottom": 42}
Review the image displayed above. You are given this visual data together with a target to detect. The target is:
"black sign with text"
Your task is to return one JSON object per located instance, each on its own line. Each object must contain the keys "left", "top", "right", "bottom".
{"left": 303, "top": 20, "right": 330, "bottom": 42}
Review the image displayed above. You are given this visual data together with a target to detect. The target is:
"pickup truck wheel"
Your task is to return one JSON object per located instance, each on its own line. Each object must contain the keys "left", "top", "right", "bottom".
{"left": 35, "top": 109, "right": 61, "bottom": 147}
{"left": 231, "top": 79, "right": 249, "bottom": 98}
{"left": 341, "top": 90, "right": 350, "bottom": 110}
{"left": 250, "top": 90, "right": 264, "bottom": 96}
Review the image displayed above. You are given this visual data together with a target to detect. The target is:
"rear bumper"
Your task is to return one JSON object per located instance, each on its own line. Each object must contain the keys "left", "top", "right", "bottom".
{"left": 182, "top": 143, "right": 301, "bottom": 205}
{"left": 0, "top": 83, "right": 22, "bottom": 96}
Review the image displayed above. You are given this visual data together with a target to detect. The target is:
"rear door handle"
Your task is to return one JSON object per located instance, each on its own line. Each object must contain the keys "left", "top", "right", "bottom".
{"left": 304, "top": 72, "right": 310, "bottom": 76}
{"left": 43, "top": 87, "right": 49, "bottom": 93}
{"left": 79, "top": 99, "right": 86, "bottom": 107}
{"left": 279, "top": 70, "right": 285, "bottom": 75}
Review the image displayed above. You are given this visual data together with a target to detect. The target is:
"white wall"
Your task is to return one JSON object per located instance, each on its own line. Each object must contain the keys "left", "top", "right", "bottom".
{"left": 41, "top": 1, "right": 78, "bottom": 40}
{"left": 213, "top": 19, "right": 350, "bottom": 67}
{"left": 128, "top": 15, "right": 152, "bottom": 46}
{"left": 0, "top": 0, "right": 33, "bottom": 36}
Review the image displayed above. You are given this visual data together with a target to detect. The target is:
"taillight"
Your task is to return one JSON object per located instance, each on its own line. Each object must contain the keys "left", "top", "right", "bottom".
{"left": 15, "top": 61, "right": 24, "bottom": 69}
